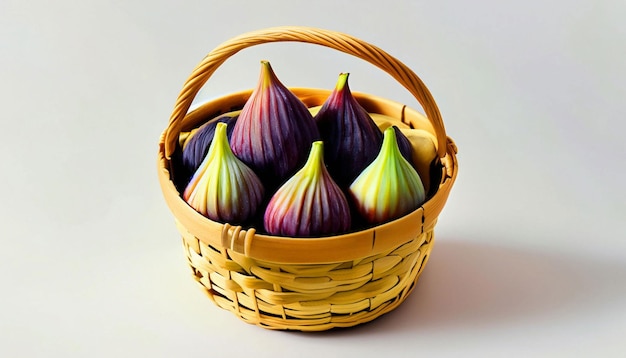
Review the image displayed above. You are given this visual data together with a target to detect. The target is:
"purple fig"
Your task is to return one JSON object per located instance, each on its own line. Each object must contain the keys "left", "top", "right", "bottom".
{"left": 230, "top": 61, "right": 319, "bottom": 188}
{"left": 264, "top": 141, "right": 351, "bottom": 237}
{"left": 181, "top": 115, "right": 237, "bottom": 181}
{"left": 314, "top": 73, "right": 383, "bottom": 187}
{"left": 183, "top": 122, "right": 264, "bottom": 224}
{"left": 349, "top": 127, "right": 426, "bottom": 225}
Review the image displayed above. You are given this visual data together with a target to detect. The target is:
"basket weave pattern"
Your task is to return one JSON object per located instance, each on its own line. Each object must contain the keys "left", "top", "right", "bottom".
{"left": 181, "top": 221, "right": 434, "bottom": 331}
{"left": 157, "top": 26, "right": 458, "bottom": 331}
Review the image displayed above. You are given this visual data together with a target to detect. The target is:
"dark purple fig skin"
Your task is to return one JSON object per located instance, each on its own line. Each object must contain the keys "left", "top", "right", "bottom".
{"left": 230, "top": 61, "right": 319, "bottom": 189}
{"left": 314, "top": 73, "right": 383, "bottom": 188}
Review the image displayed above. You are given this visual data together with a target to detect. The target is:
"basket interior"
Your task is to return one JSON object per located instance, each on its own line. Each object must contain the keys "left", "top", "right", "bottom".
{"left": 157, "top": 88, "right": 457, "bottom": 265}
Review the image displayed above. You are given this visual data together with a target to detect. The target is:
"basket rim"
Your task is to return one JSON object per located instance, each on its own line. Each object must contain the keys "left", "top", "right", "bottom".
{"left": 157, "top": 88, "right": 458, "bottom": 265}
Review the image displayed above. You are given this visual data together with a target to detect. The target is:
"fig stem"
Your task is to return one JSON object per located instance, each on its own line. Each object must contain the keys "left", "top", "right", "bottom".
{"left": 207, "top": 122, "right": 232, "bottom": 160}
{"left": 260, "top": 60, "right": 275, "bottom": 89}
{"left": 302, "top": 141, "right": 325, "bottom": 180}
{"left": 379, "top": 126, "right": 402, "bottom": 163}
{"left": 336, "top": 73, "right": 350, "bottom": 90}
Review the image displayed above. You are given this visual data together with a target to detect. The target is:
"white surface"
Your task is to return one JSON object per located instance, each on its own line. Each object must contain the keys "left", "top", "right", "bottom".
{"left": 2, "top": 0, "right": 625, "bottom": 357}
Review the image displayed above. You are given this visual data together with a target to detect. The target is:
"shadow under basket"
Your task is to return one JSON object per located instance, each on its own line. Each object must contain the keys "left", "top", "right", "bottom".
{"left": 157, "top": 26, "right": 459, "bottom": 331}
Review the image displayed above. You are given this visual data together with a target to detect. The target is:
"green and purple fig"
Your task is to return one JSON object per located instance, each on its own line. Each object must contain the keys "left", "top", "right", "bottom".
{"left": 392, "top": 125, "right": 414, "bottom": 165}
{"left": 314, "top": 73, "right": 383, "bottom": 187}
{"left": 183, "top": 122, "right": 264, "bottom": 224}
{"left": 264, "top": 141, "right": 351, "bottom": 237}
{"left": 180, "top": 115, "right": 237, "bottom": 184}
{"left": 349, "top": 127, "right": 426, "bottom": 225}
{"left": 230, "top": 61, "right": 319, "bottom": 189}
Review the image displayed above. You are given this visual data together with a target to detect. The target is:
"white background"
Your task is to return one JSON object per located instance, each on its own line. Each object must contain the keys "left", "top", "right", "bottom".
{"left": 2, "top": 0, "right": 625, "bottom": 357}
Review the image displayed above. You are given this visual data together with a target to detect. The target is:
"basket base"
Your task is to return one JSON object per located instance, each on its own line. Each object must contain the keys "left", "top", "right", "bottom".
{"left": 180, "top": 225, "right": 435, "bottom": 331}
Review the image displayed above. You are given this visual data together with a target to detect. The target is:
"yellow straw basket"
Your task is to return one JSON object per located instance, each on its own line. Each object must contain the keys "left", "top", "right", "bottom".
{"left": 157, "top": 26, "right": 458, "bottom": 331}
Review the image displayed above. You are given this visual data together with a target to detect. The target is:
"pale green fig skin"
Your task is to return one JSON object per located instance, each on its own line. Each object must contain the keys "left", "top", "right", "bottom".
{"left": 349, "top": 127, "right": 426, "bottom": 225}
{"left": 264, "top": 141, "right": 351, "bottom": 237}
{"left": 230, "top": 61, "right": 320, "bottom": 190}
{"left": 184, "top": 122, "right": 264, "bottom": 224}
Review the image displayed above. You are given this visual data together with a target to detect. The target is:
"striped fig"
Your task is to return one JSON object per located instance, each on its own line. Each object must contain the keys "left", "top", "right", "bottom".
{"left": 230, "top": 61, "right": 319, "bottom": 189}
{"left": 183, "top": 122, "right": 264, "bottom": 224}
{"left": 349, "top": 126, "right": 426, "bottom": 225}
{"left": 264, "top": 141, "right": 351, "bottom": 237}
{"left": 314, "top": 73, "right": 383, "bottom": 187}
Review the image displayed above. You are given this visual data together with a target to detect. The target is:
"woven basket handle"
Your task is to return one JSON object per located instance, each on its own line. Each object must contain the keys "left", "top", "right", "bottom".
{"left": 164, "top": 26, "right": 448, "bottom": 159}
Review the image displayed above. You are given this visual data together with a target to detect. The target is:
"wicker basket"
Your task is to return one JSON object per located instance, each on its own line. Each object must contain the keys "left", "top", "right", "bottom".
{"left": 157, "top": 26, "right": 458, "bottom": 331}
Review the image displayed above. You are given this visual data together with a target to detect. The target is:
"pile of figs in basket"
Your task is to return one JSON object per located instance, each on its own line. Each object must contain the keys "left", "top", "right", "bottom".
{"left": 174, "top": 61, "right": 439, "bottom": 238}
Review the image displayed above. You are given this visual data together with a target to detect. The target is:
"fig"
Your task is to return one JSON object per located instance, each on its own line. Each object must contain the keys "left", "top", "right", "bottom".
{"left": 314, "top": 73, "right": 383, "bottom": 187}
{"left": 349, "top": 127, "right": 426, "bottom": 225}
{"left": 183, "top": 122, "right": 264, "bottom": 224}
{"left": 264, "top": 141, "right": 351, "bottom": 237}
{"left": 230, "top": 61, "right": 319, "bottom": 189}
